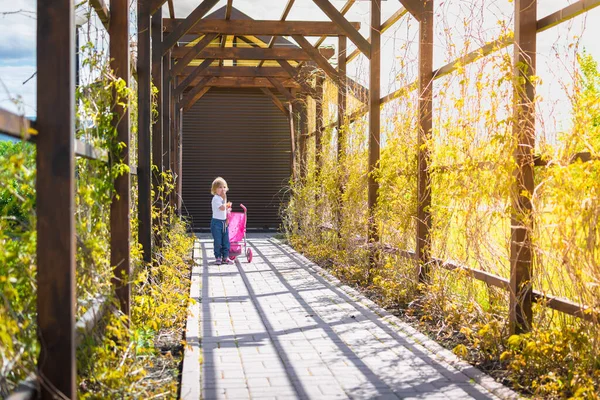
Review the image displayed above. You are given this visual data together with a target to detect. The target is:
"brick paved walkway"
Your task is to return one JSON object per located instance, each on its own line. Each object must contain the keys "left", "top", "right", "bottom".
{"left": 181, "top": 234, "right": 518, "bottom": 400}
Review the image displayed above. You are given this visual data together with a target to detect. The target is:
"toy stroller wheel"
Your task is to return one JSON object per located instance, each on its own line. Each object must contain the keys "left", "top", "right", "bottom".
{"left": 246, "top": 248, "right": 253, "bottom": 263}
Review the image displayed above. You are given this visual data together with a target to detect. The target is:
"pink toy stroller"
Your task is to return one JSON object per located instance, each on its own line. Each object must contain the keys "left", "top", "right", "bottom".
{"left": 227, "top": 204, "right": 252, "bottom": 262}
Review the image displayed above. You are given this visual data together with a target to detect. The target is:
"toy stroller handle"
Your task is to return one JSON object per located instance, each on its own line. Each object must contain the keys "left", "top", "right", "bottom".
{"left": 240, "top": 204, "right": 247, "bottom": 213}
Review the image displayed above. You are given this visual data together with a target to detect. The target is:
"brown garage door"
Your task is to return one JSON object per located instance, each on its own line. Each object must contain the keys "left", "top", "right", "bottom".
{"left": 181, "top": 87, "right": 291, "bottom": 230}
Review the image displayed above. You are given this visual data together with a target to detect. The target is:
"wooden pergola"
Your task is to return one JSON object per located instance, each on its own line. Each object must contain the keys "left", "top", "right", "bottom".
{"left": 4, "top": 0, "right": 596, "bottom": 398}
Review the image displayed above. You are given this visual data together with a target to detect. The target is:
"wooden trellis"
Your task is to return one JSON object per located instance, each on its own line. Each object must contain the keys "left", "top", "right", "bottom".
{"left": 1, "top": 0, "right": 600, "bottom": 398}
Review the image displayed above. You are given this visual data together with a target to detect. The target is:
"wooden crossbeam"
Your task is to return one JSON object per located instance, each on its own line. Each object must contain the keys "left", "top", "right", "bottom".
{"left": 162, "top": 0, "right": 219, "bottom": 55}
{"left": 225, "top": 0, "right": 233, "bottom": 19}
{"left": 187, "top": 76, "right": 300, "bottom": 89}
{"left": 258, "top": 0, "right": 297, "bottom": 67}
{"left": 178, "top": 66, "right": 291, "bottom": 78}
{"left": 267, "top": 77, "right": 296, "bottom": 101}
{"left": 163, "top": 19, "right": 361, "bottom": 36}
{"left": 174, "top": 58, "right": 213, "bottom": 99}
{"left": 260, "top": 87, "right": 289, "bottom": 116}
{"left": 276, "top": 60, "right": 315, "bottom": 96}
{"left": 347, "top": 7, "right": 408, "bottom": 63}
{"left": 397, "top": 0, "right": 424, "bottom": 20}
{"left": 90, "top": 0, "right": 110, "bottom": 29}
{"left": 182, "top": 76, "right": 212, "bottom": 111}
{"left": 293, "top": 35, "right": 341, "bottom": 85}
{"left": 171, "top": 46, "right": 335, "bottom": 61}
{"left": 171, "top": 33, "right": 219, "bottom": 76}
{"left": 312, "top": 0, "right": 371, "bottom": 58}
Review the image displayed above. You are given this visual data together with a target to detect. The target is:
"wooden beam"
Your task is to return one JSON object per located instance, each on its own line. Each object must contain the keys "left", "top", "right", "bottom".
{"left": 347, "top": 7, "right": 408, "bottom": 63}
{"left": 397, "top": 0, "right": 424, "bottom": 20}
{"left": 537, "top": 0, "right": 600, "bottom": 32}
{"left": 179, "top": 66, "right": 291, "bottom": 78}
{"left": 337, "top": 35, "right": 347, "bottom": 158}
{"left": 416, "top": 0, "right": 434, "bottom": 283}
{"left": 171, "top": 46, "right": 335, "bottom": 61}
{"left": 138, "top": 0, "right": 152, "bottom": 264}
{"left": 258, "top": 0, "right": 296, "bottom": 68}
{"left": 293, "top": 34, "right": 341, "bottom": 85}
{"left": 182, "top": 76, "right": 212, "bottom": 110}
{"left": 150, "top": 0, "right": 167, "bottom": 15}
{"left": 312, "top": 0, "right": 371, "bottom": 58}
{"left": 260, "top": 87, "right": 289, "bottom": 116}
{"left": 174, "top": 58, "right": 213, "bottom": 99}
{"left": 267, "top": 77, "right": 296, "bottom": 101}
{"left": 110, "top": 0, "right": 131, "bottom": 318}
{"left": 36, "top": 0, "right": 76, "bottom": 397}
{"left": 164, "top": 19, "right": 361, "bottom": 36}
{"left": 183, "top": 86, "right": 211, "bottom": 112}
{"left": 367, "top": 0, "right": 381, "bottom": 264}
{"left": 277, "top": 60, "right": 316, "bottom": 96}
{"left": 225, "top": 0, "right": 233, "bottom": 19}
{"left": 163, "top": 52, "right": 172, "bottom": 184}
{"left": 188, "top": 76, "right": 300, "bottom": 89}
{"left": 162, "top": 0, "right": 219, "bottom": 56}
{"left": 299, "top": 95, "right": 309, "bottom": 179}
{"left": 171, "top": 33, "right": 219, "bottom": 76}
{"left": 315, "top": 75, "right": 324, "bottom": 178}
{"left": 90, "top": 0, "right": 110, "bottom": 30}
{"left": 168, "top": 0, "right": 175, "bottom": 18}
{"left": 310, "top": 0, "right": 355, "bottom": 54}
{"left": 288, "top": 102, "right": 298, "bottom": 182}
{"left": 510, "top": 0, "right": 537, "bottom": 335}
{"left": 151, "top": 10, "right": 164, "bottom": 244}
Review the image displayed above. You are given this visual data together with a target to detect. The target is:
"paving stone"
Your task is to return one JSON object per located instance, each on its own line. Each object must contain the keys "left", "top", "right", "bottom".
{"left": 181, "top": 235, "right": 517, "bottom": 400}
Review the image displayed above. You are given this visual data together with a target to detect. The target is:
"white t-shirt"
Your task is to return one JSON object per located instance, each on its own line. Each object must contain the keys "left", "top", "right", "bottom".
{"left": 212, "top": 194, "right": 227, "bottom": 220}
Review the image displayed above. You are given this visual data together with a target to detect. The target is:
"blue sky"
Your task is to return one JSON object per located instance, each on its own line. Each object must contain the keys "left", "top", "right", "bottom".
{"left": 1, "top": 0, "right": 599, "bottom": 136}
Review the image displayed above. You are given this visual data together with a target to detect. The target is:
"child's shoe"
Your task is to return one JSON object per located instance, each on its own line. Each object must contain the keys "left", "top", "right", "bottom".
{"left": 222, "top": 258, "right": 234, "bottom": 265}
{"left": 215, "top": 257, "right": 222, "bottom": 265}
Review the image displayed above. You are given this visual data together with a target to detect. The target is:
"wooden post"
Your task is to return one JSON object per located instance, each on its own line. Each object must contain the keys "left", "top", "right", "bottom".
{"left": 177, "top": 103, "right": 183, "bottom": 215}
{"left": 152, "top": 10, "right": 164, "bottom": 240}
{"left": 288, "top": 101, "right": 298, "bottom": 182}
{"left": 36, "top": 1, "right": 76, "bottom": 397}
{"left": 170, "top": 76, "right": 177, "bottom": 209}
{"left": 138, "top": 0, "right": 152, "bottom": 264}
{"left": 162, "top": 51, "right": 172, "bottom": 211}
{"left": 416, "top": 1, "right": 434, "bottom": 283}
{"left": 299, "top": 94, "right": 308, "bottom": 180}
{"left": 110, "top": 0, "right": 131, "bottom": 318}
{"left": 367, "top": 1, "right": 381, "bottom": 255}
{"left": 510, "top": 0, "right": 536, "bottom": 334}
{"left": 315, "top": 75, "right": 324, "bottom": 181}
{"left": 337, "top": 35, "right": 347, "bottom": 236}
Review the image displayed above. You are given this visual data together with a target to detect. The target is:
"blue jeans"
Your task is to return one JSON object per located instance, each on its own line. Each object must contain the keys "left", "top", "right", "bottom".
{"left": 211, "top": 218, "right": 230, "bottom": 259}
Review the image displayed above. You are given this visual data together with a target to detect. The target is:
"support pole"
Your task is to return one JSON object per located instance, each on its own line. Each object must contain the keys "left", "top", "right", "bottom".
{"left": 162, "top": 51, "right": 172, "bottom": 212}
{"left": 337, "top": 35, "right": 347, "bottom": 236}
{"left": 138, "top": 0, "right": 152, "bottom": 264}
{"left": 36, "top": 1, "right": 76, "bottom": 397}
{"left": 416, "top": 0, "right": 434, "bottom": 283}
{"left": 510, "top": 0, "right": 536, "bottom": 334}
{"left": 367, "top": 1, "right": 381, "bottom": 267}
{"left": 152, "top": 9, "right": 164, "bottom": 243}
{"left": 110, "top": 0, "right": 131, "bottom": 318}
{"left": 299, "top": 94, "right": 308, "bottom": 180}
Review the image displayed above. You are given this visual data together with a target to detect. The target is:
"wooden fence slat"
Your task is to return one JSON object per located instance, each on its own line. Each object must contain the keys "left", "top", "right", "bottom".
{"left": 36, "top": 0, "right": 76, "bottom": 397}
